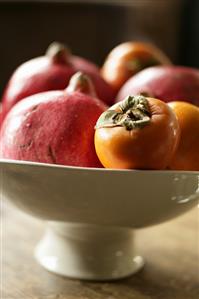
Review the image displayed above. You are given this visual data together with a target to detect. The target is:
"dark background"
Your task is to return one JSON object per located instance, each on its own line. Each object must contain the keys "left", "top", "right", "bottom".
{"left": 0, "top": 0, "right": 198, "bottom": 97}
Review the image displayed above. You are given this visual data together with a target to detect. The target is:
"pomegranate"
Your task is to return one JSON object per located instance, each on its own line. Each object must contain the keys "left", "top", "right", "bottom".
{"left": 0, "top": 72, "right": 107, "bottom": 168}
{"left": 1, "top": 42, "right": 114, "bottom": 125}
{"left": 116, "top": 66, "right": 199, "bottom": 106}
{"left": 0, "top": 104, "right": 3, "bottom": 126}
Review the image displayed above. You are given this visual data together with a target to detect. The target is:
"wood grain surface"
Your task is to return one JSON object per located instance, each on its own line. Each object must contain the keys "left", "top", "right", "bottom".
{"left": 1, "top": 200, "right": 199, "bottom": 299}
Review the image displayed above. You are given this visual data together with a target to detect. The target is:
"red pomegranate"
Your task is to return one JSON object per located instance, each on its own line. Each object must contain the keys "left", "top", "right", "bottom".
{"left": 0, "top": 104, "right": 3, "bottom": 127}
{"left": 1, "top": 42, "right": 114, "bottom": 125}
{"left": 116, "top": 66, "right": 199, "bottom": 106}
{"left": 0, "top": 72, "right": 107, "bottom": 167}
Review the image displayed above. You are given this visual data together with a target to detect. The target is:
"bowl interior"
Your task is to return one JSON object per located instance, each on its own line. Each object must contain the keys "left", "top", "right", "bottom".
{"left": 1, "top": 159, "right": 198, "bottom": 228}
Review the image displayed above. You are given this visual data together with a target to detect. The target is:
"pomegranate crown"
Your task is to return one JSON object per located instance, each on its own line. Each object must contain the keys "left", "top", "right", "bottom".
{"left": 46, "top": 41, "right": 71, "bottom": 64}
{"left": 66, "top": 72, "right": 97, "bottom": 97}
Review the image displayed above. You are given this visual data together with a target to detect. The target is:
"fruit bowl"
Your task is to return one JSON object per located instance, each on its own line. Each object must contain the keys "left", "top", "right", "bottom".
{"left": 1, "top": 159, "right": 198, "bottom": 280}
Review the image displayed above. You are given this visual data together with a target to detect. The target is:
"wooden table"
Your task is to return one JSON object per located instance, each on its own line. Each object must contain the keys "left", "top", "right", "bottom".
{"left": 2, "top": 200, "right": 199, "bottom": 299}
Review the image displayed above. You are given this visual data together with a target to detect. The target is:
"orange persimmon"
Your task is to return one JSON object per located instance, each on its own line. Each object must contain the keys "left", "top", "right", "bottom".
{"left": 168, "top": 101, "right": 199, "bottom": 171}
{"left": 101, "top": 41, "right": 171, "bottom": 93}
{"left": 94, "top": 95, "right": 180, "bottom": 170}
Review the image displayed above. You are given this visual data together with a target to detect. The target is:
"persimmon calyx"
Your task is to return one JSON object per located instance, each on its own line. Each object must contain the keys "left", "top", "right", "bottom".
{"left": 95, "top": 95, "right": 151, "bottom": 130}
{"left": 46, "top": 41, "right": 71, "bottom": 65}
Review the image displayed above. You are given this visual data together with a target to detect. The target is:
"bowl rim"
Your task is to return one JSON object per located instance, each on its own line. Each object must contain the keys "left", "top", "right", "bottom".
{"left": 0, "top": 158, "right": 198, "bottom": 175}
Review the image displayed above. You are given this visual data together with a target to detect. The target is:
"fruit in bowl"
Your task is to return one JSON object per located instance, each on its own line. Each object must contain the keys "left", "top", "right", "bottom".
{"left": 1, "top": 42, "right": 114, "bottom": 126}
{"left": 116, "top": 66, "right": 199, "bottom": 106}
{"left": 168, "top": 101, "right": 199, "bottom": 171}
{"left": 0, "top": 72, "right": 107, "bottom": 167}
{"left": 0, "top": 104, "right": 4, "bottom": 127}
{"left": 101, "top": 41, "right": 171, "bottom": 93}
{"left": 95, "top": 95, "right": 180, "bottom": 169}
{"left": 0, "top": 41, "right": 199, "bottom": 282}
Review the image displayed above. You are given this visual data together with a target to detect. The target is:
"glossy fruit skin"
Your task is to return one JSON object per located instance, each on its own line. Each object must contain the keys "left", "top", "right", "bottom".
{"left": 168, "top": 101, "right": 199, "bottom": 171}
{"left": 1, "top": 49, "right": 114, "bottom": 126}
{"left": 0, "top": 104, "right": 4, "bottom": 127}
{"left": 101, "top": 41, "right": 171, "bottom": 93}
{"left": 0, "top": 89, "right": 107, "bottom": 168}
{"left": 72, "top": 56, "right": 115, "bottom": 104}
{"left": 71, "top": 55, "right": 99, "bottom": 74}
{"left": 1, "top": 57, "right": 75, "bottom": 116}
{"left": 95, "top": 97, "right": 180, "bottom": 170}
{"left": 116, "top": 66, "right": 199, "bottom": 106}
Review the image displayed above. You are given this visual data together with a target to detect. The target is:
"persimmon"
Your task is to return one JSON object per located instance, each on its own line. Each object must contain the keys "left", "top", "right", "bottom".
{"left": 168, "top": 101, "right": 199, "bottom": 171}
{"left": 101, "top": 41, "right": 171, "bottom": 93}
{"left": 94, "top": 95, "right": 180, "bottom": 169}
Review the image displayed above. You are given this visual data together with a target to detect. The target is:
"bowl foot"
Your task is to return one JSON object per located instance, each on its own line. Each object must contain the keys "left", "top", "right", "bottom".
{"left": 35, "top": 222, "right": 144, "bottom": 281}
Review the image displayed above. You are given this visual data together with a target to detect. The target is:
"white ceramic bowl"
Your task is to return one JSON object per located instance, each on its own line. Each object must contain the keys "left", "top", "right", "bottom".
{"left": 1, "top": 159, "right": 198, "bottom": 280}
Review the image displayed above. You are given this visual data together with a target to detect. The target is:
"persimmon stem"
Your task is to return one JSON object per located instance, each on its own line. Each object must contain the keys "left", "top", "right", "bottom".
{"left": 95, "top": 95, "right": 151, "bottom": 130}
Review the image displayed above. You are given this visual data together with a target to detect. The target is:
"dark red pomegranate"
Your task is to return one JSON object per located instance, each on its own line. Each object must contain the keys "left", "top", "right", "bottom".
{"left": 1, "top": 42, "right": 114, "bottom": 126}
{"left": 0, "top": 72, "right": 107, "bottom": 167}
{"left": 116, "top": 66, "right": 199, "bottom": 106}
